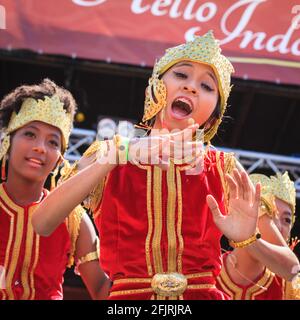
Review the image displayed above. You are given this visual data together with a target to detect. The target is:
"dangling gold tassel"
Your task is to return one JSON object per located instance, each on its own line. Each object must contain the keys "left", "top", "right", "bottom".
{"left": 1, "top": 154, "right": 7, "bottom": 181}
{"left": 50, "top": 166, "right": 59, "bottom": 191}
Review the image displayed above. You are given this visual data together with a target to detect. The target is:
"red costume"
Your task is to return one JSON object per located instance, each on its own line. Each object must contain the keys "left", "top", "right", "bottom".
{"left": 90, "top": 149, "right": 235, "bottom": 300}
{"left": 0, "top": 183, "right": 81, "bottom": 300}
{"left": 216, "top": 252, "right": 300, "bottom": 300}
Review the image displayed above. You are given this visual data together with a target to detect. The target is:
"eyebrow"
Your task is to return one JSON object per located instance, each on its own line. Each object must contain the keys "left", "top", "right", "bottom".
{"left": 283, "top": 211, "right": 292, "bottom": 217}
{"left": 26, "top": 125, "right": 61, "bottom": 140}
{"left": 174, "top": 63, "right": 218, "bottom": 86}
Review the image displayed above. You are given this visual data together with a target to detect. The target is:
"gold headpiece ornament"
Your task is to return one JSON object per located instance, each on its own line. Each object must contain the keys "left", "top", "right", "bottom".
{"left": 0, "top": 95, "right": 73, "bottom": 162}
{"left": 250, "top": 172, "right": 296, "bottom": 224}
{"left": 139, "top": 30, "right": 234, "bottom": 142}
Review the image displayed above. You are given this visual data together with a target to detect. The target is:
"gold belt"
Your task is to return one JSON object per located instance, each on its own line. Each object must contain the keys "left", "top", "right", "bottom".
{"left": 111, "top": 272, "right": 215, "bottom": 298}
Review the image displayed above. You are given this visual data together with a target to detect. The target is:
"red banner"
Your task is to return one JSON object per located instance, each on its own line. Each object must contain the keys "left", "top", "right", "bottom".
{"left": 0, "top": 0, "right": 299, "bottom": 85}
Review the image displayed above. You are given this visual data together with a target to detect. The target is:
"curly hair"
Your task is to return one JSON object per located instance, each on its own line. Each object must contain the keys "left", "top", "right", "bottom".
{"left": 0, "top": 78, "right": 77, "bottom": 129}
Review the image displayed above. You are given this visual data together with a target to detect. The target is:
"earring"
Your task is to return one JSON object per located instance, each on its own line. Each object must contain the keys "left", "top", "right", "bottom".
{"left": 1, "top": 154, "right": 7, "bottom": 181}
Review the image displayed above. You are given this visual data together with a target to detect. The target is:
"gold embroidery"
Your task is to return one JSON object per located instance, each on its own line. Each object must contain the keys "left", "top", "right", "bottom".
{"left": 246, "top": 268, "right": 274, "bottom": 300}
{"left": 216, "top": 275, "right": 234, "bottom": 299}
{"left": 216, "top": 151, "right": 227, "bottom": 210}
{"left": 187, "top": 284, "right": 215, "bottom": 290}
{"left": 114, "top": 278, "right": 152, "bottom": 285}
{"left": 145, "top": 167, "right": 153, "bottom": 276}
{"left": 0, "top": 185, "right": 25, "bottom": 300}
{"left": 186, "top": 272, "right": 213, "bottom": 279}
{"left": 113, "top": 272, "right": 213, "bottom": 285}
{"left": 166, "top": 163, "right": 177, "bottom": 272}
{"left": 285, "top": 278, "right": 300, "bottom": 300}
{"left": 216, "top": 152, "right": 236, "bottom": 212}
{"left": 0, "top": 191, "right": 15, "bottom": 300}
{"left": 21, "top": 206, "right": 36, "bottom": 299}
{"left": 93, "top": 173, "right": 109, "bottom": 220}
{"left": 30, "top": 233, "right": 40, "bottom": 300}
{"left": 5, "top": 206, "right": 24, "bottom": 300}
{"left": 218, "top": 263, "right": 243, "bottom": 299}
{"left": 66, "top": 205, "right": 85, "bottom": 267}
{"left": 152, "top": 167, "right": 163, "bottom": 273}
{"left": 176, "top": 167, "right": 184, "bottom": 273}
{"left": 109, "top": 288, "right": 153, "bottom": 297}
{"left": 109, "top": 284, "right": 215, "bottom": 297}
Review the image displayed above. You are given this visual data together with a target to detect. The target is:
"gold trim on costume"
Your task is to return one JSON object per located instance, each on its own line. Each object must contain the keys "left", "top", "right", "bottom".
{"left": 0, "top": 185, "right": 26, "bottom": 300}
{"left": 176, "top": 167, "right": 184, "bottom": 273}
{"left": 114, "top": 278, "right": 152, "bottom": 285}
{"left": 145, "top": 167, "right": 154, "bottom": 276}
{"left": 109, "top": 288, "right": 154, "bottom": 297}
{"left": 218, "top": 254, "right": 275, "bottom": 300}
{"left": 5, "top": 205, "right": 24, "bottom": 300}
{"left": 21, "top": 206, "right": 36, "bottom": 300}
{"left": 30, "top": 233, "right": 40, "bottom": 300}
{"left": 66, "top": 205, "right": 85, "bottom": 267}
{"left": 113, "top": 271, "right": 214, "bottom": 285}
{"left": 166, "top": 163, "right": 177, "bottom": 273}
{"left": 0, "top": 194, "right": 15, "bottom": 300}
{"left": 217, "top": 262, "right": 243, "bottom": 300}
{"left": 188, "top": 284, "right": 215, "bottom": 290}
{"left": 246, "top": 268, "right": 274, "bottom": 300}
{"left": 216, "top": 152, "right": 236, "bottom": 211}
{"left": 110, "top": 283, "right": 215, "bottom": 298}
{"left": 186, "top": 272, "right": 213, "bottom": 279}
{"left": 152, "top": 167, "right": 164, "bottom": 273}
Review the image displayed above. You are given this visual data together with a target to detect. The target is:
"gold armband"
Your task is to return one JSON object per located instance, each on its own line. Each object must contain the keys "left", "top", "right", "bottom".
{"left": 229, "top": 231, "right": 261, "bottom": 249}
{"left": 76, "top": 237, "right": 100, "bottom": 268}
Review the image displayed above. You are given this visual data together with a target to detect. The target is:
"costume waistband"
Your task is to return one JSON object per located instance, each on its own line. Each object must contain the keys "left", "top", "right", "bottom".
{"left": 110, "top": 271, "right": 216, "bottom": 299}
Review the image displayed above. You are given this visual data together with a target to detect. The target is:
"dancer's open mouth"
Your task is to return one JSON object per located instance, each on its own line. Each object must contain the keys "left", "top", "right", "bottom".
{"left": 171, "top": 97, "right": 193, "bottom": 119}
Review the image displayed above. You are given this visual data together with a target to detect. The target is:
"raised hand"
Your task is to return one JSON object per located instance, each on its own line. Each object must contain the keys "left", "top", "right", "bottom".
{"left": 207, "top": 168, "right": 261, "bottom": 242}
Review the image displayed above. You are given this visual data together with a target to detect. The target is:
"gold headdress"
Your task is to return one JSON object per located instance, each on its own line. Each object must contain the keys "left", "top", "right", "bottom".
{"left": 250, "top": 172, "right": 296, "bottom": 224}
{"left": 0, "top": 95, "right": 73, "bottom": 162}
{"left": 139, "top": 30, "right": 234, "bottom": 142}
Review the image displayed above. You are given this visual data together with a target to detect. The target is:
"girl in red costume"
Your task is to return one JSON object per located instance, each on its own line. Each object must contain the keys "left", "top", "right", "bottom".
{"left": 0, "top": 79, "right": 110, "bottom": 300}
{"left": 33, "top": 32, "right": 299, "bottom": 300}
{"left": 217, "top": 172, "right": 300, "bottom": 300}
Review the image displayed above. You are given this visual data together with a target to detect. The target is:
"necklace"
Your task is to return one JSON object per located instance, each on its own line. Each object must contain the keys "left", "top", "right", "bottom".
{"left": 227, "top": 252, "right": 267, "bottom": 291}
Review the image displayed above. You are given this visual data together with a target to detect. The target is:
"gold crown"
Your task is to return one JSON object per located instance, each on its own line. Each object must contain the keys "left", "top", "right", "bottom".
{"left": 0, "top": 95, "right": 73, "bottom": 160}
{"left": 141, "top": 30, "right": 234, "bottom": 142}
{"left": 250, "top": 172, "right": 296, "bottom": 223}
{"left": 270, "top": 172, "right": 296, "bottom": 214}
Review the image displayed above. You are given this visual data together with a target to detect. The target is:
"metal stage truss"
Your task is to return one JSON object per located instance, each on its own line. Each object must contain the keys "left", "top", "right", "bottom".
{"left": 66, "top": 128, "right": 300, "bottom": 199}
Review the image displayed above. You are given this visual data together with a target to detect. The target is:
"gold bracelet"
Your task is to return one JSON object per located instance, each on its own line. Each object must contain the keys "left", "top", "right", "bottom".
{"left": 229, "top": 231, "right": 261, "bottom": 249}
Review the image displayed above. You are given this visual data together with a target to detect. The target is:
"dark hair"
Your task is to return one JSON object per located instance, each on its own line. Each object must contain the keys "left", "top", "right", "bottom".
{"left": 0, "top": 78, "right": 77, "bottom": 129}
{"left": 205, "top": 96, "right": 222, "bottom": 131}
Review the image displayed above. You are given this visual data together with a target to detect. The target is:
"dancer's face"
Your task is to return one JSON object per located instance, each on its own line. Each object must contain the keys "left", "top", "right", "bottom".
{"left": 273, "top": 198, "right": 293, "bottom": 241}
{"left": 154, "top": 61, "right": 219, "bottom": 132}
{"left": 8, "top": 121, "right": 62, "bottom": 183}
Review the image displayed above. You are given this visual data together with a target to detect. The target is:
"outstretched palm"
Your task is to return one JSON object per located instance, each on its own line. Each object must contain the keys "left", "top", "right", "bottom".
{"left": 207, "top": 168, "right": 261, "bottom": 242}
